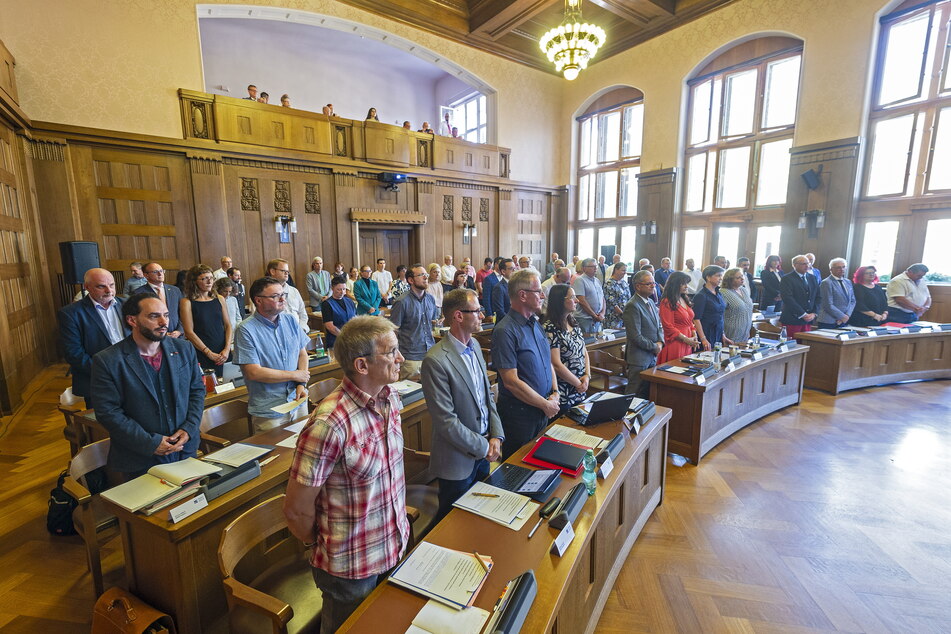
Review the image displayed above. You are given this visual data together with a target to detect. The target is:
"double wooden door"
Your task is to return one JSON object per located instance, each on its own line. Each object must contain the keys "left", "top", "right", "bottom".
{"left": 358, "top": 227, "right": 411, "bottom": 270}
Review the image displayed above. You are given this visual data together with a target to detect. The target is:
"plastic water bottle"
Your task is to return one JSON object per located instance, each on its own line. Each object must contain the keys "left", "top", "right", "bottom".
{"left": 582, "top": 449, "right": 597, "bottom": 495}
{"left": 779, "top": 326, "right": 788, "bottom": 344}
{"left": 713, "top": 341, "right": 722, "bottom": 365}
{"left": 314, "top": 333, "right": 325, "bottom": 357}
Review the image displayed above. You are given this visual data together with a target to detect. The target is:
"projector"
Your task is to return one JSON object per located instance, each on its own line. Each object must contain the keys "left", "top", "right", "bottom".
{"left": 378, "top": 172, "right": 406, "bottom": 192}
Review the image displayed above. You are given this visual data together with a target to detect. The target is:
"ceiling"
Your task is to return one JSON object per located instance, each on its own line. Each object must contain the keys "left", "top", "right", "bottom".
{"left": 335, "top": 0, "right": 738, "bottom": 74}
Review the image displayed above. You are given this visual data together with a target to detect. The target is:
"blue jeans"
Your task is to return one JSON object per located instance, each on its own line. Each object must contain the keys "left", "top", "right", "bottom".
{"left": 437, "top": 459, "right": 490, "bottom": 522}
{"left": 887, "top": 309, "right": 915, "bottom": 324}
{"left": 312, "top": 567, "right": 384, "bottom": 634}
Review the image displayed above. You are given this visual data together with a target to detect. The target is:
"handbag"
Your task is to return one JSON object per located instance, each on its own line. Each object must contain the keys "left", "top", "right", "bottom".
{"left": 91, "top": 587, "right": 177, "bottom": 634}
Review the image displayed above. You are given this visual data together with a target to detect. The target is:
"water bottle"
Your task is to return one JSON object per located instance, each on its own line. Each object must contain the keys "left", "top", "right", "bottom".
{"left": 314, "top": 333, "right": 325, "bottom": 357}
{"left": 779, "top": 326, "right": 788, "bottom": 344}
{"left": 582, "top": 449, "right": 597, "bottom": 495}
{"left": 752, "top": 332, "right": 760, "bottom": 348}
{"left": 713, "top": 341, "right": 722, "bottom": 365}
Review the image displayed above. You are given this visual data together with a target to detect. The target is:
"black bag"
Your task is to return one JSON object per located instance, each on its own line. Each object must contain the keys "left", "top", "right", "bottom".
{"left": 47, "top": 469, "right": 77, "bottom": 536}
{"left": 47, "top": 467, "right": 108, "bottom": 536}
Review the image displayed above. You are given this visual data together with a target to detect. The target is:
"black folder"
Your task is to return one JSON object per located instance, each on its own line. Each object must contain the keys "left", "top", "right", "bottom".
{"left": 531, "top": 438, "right": 586, "bottom": 471}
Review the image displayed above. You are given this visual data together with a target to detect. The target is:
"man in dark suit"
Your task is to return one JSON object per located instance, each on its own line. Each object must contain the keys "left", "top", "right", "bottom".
{"left": 623, "top": 270, "right": 664, "bottom": 399}
{"left": 58, "top": 268, "right": 127, "bottom": 409}
{"left": 133, "top": 262, "right": 184, "bottom": 337}
{"left": 491, "top": 257, "right": 516, "bottom": 317}
{"left": 91, "top": 294, "right": 204, "bottom": 476}
{"left": 779, "top": 254, "right": 819, "bottom": 336}
{"left": 421, "top": 289, "right": 504, "bottom": 520}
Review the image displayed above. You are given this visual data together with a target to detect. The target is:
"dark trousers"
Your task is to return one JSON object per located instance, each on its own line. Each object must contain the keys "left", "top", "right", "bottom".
{"left": 312, "top": 568, "right": 385, "bottom": 634}
{"left": 817, "top": 322, "right": 839, "bottom": 330}
{"left": 887, "top": 309, "right": 915, "bottom": 324}
{"left": 625, "top": 362, "right": 654, "bottom": 400}
{"left": 497, "top": 394, "right": 549, "bottom": 461}
{"left": 437, "top": 458, "right": 490, "bottom": 522}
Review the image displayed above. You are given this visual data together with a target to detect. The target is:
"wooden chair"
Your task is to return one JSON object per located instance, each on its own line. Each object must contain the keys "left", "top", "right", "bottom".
{"left": 588, "top": 349, "right": 629, "bottom": 394}
{"left": 60, "top": 407, "right": 109, "bottom": 458}
{"left": 403, "top": 448, "right": 439, "bottom": 549}
{"left": 200, "top": 399, "right": 253, "bottom": 454}
{"left": 307, "top": 378, "right": 339, "bottom": 410}
{"left": 755, "top": 321, "right": 782, "bottom": 340}
{"left": 62, "top": 439, "right": 119, "bottom": 597}
{"left": 218, "top": 495, "right": 321, "bottom": 634}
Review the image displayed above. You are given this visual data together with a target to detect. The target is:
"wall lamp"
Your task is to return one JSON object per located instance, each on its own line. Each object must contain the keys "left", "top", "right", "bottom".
{"left": 798, "top": 209, "right": 825, "bottom": 239}
{"left": 640, "top": 220, "right": 657, "bottom": 242}
{"left": 274, "top": 214, "right": 298, "bottom": 234}
{"left": 462, "top": 222, "right": 478, "bottom": 244}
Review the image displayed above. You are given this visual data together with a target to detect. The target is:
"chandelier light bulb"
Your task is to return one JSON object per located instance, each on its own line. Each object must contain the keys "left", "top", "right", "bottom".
{"left": 540, "top": 1, "right": 605, "bottom": 81}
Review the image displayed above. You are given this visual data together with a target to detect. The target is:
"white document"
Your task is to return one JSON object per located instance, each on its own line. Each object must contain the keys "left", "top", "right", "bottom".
{"left": 391, "top": 379, "right": 423, "bottom": 395}
{"left": 389, "top": 543, "right": 492, "bottom": 609}
{"left": 276, "top": 434, "right": 300, "bottom": 448}
{"left": 202, "top": 443, "right": 271, "bottom": 468}
{"left": 545, "top": 424, "right": 605, "bottom": 450}
{"left": 284, "top": 420, "right": 307, "bottom": 435}
{"left": 271, "top": 396, "right": 307, "bottom": 414}
{"left": 404, "top": 600, "right": 489, "bottom": 634}
{"left": 452, "top": 482, "right": 532, "bottom": 529}
{"left": 101, "top": 458, "right": 221, "bottom": 513}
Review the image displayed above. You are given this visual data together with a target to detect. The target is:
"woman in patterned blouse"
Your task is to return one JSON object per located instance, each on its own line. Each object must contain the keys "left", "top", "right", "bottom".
{"left": 543, "top": 284, "right": 591, "bottom": 414}
{"left": 602, "top": 262, "right": 630, "bottom": 330}
{"left": 390, "top": 265, "right": 410, "bottom": 301}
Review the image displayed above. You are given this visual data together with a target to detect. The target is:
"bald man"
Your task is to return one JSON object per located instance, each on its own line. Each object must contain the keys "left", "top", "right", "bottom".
{"left": 58, "top": 268, "right": 128, "bottom": 409}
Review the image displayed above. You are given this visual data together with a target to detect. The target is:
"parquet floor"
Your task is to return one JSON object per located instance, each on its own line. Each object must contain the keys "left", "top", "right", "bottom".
{"left": 1, "top": 365, "right": 949, "bottom": 632}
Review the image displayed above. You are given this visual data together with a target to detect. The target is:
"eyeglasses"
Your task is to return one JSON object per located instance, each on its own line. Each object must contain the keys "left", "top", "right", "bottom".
{"left": 362, "top": 347, "right": 400, "bottom": 360}
{"left": 257, "top": 292, "right": 289, "bottom": 300}
{"left": 146, "top": 269, "right": 165, "bottom": 275}
{"left": 272, "top": 269, "right": 290, "bottom": 274}
{"left": 636, "top": 282, "right": 656, "bottom": 287}
{"left": 459, "top": 308, "right": 483, "bottom": 313}
{"left": 520, "top": 288, "right": 543, "bottom": 294}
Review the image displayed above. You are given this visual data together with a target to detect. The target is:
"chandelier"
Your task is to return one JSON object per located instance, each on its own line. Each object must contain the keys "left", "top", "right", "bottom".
{"left": 539, "top": 0, "right": 606, "bottom": 80}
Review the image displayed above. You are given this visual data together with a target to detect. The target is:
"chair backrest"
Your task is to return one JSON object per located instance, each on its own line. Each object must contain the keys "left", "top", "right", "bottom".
{"left": 69, "top": 439, "right": 111, "bottom": 485}
{"left": 201, "top": 399, "right": 251, "bottom": 436}
{"left": 308, "top": 378, "right": 340, "bottom": 408}
{"left": 589, "top": 349, "right": 625, "bottom": 373}
{"left": 218, "top": 494, "right": 290, "bottom": 579}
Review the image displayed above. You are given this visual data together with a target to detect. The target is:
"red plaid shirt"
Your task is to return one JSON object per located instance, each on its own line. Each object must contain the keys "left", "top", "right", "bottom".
{"left": 289, "top": 376, "right": 410, "bottom": 578}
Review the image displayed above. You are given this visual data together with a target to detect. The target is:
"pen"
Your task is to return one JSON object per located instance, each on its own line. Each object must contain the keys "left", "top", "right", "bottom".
{"left": 473, "top": 551, "right": 490, "bottom": 573}
{"left": 259, "top": 455, "right": 278, "bottom": 467}
{"left": 471, "top": 492, "right": 499, "bottom": 498}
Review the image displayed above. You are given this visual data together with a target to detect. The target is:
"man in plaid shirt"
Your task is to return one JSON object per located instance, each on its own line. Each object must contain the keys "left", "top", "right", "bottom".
{"left": 284, "top": 315, "right": 410, "bottom": 633}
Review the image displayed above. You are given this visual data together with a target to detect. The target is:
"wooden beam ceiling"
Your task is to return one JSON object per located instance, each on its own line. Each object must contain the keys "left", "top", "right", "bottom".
{"left": 337, "top": 0, "right": 737, "bottom": 74}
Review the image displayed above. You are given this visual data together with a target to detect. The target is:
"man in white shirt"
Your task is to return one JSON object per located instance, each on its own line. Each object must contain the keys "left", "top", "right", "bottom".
{"left": 213, "top": 256, "right": 232, "bottom": 280}
{"left": 371, "top": 258, "right": 393, "bottom": 305}
{"left": 684, "top": 258, "right": 703, "bottom": 295}
{"left": 541, "top": 266, "right": 571, "bottom": 312}
{"left": 440, "top": 255, "right": 457, "bottom": 286}
{"left": 261, "top": 258, "right": 309, "bottom": 332}
{"left": 886, "top": 263, "right": 931, "bottom": 323}
{"left": 605, "top": 254, "right": 623, "bottom": 280}
{"left": 517, "top": 255, "right": 538, "bottom": 274}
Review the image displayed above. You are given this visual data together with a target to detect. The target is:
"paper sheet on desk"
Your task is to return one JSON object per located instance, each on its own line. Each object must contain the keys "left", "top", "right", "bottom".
{"left": 391, "top": 379, "right": 423, "bottom": 395}
{"left": 453, "top": 482, "right": 537, "bottom": 530}
{"left": 203, "top": 443, "right": 271, "bottom": 468}
{"left": 390, "top": 543, "right": 492, "bottom": 609}
{"left": 546, "top": 424, "right": 604, "bottom": 450}
{"left": 271, "top": 396, "right": 307, "bottom": 414}
{"left": 405, "top": 599, "right": 489, "bottom": 634}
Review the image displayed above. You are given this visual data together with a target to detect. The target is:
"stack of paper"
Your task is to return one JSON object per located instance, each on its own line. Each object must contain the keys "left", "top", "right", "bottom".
{"left": 405, "top": 600, "right": 489, "bottom": 634}
{"left": 203, "top": 443, "right": 271, "bottom": 467}
{"left": 276, "top": 420, "right": 308, "bottom": 448}
{"left": 452, "top": 482, "right": 538, "bottom": 531}
{"left": 391, "top": 379, "right": 423, "bottom": 395}
{"left": 389, "top": 542, "right": 492, "bottom": 609}
{"left": 545, "top": 424, "right": 604, "bottom": 450}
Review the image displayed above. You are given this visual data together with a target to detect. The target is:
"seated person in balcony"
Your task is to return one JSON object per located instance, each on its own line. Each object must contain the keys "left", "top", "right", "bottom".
{"left": 366, "top": 107, "right": 379, "bottom": 121}
{"left": 91, "top": 294, "right": 204, "bottom": 477}
{"left": 418, "top": 121, "right": 434, "bottom": 134}
{"left": 451, "top": 126, "right": 460, "bottom": 138}
{"left": 402, "top": 121, "right": 411, "bottom": 130}
{"left": 244, "top": 84, "right": 257, "bottom": 101}
{"left": 281, "top": 94, "right": 291, "bottom": 107}
{"left": 440, "top": 111, "right": 453, "bottom": 135}
{"left": 322, "top": 103, "right": 334, "bottom": 116}
{"left": 258, "top": 92, "right": 269, "bottom": 104}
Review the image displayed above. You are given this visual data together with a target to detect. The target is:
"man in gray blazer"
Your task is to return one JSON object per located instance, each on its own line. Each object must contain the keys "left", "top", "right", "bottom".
{"left": 133, "top": 261, "right": 184, "bottom": 337}
{"left": 817, "top": 257, "right": 856, "bottom": 329}
{"left": 91, "top": 294, "right": 205, "bottom": 476}
{"left": 623, "top": 270, "right": 664, "bottom": 399}
{"left": 420, "top": 288, "right": 503, "bottom": 520}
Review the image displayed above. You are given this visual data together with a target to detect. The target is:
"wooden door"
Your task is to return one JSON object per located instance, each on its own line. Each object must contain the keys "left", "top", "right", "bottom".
{"left": 358, "top": 228, "right": 410, "bottom": 270}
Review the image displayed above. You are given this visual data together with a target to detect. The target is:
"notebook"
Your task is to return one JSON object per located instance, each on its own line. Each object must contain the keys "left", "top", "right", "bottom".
{"left": 523, "top": 437, "right": 587, "bottom": 475}
{"left": 101, "top": 458, "right": 221, "bottom": 513}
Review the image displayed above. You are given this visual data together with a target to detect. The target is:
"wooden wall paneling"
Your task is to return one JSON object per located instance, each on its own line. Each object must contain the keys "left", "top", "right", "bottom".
{"left": 513, "top": 189, "right": 547, "bottom": 267}
{"left": 549, "top": 185, "right": 569, "bottom": 260}
{"left": 785, "top": 138, "right": 861, "bottom": 267}
{"left": 0, "top": 123, "right": 50, "bottom": 412}
{"left": 186, "top": 152, "right": 229, "bottom": 266}
{"left": 637, "top": 167, "right": 677, "bottom": 265}
{"left": 332, "top": 170, "right": 359, "bottom": 272}
{"left": 363, "top": 121, "right": 412, "bottom": 167}
{"left": 416, "top": 179, "right": 436, "bottom": 266}
{"left": 497, "top": 188, "right": 516, "bottom": 260}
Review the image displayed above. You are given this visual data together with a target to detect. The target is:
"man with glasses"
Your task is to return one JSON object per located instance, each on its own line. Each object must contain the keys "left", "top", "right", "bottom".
{"left": 422, "top": 289, "right": 502, "bottom": 519}
{"left": 491, "top": 257, "right": 516, "bottom": 317}
{"left": 573, "top": 258, "right": 606, "bottom": 335}
{"left": 283, "top": 316, "right": 409, "bottom": 634}
{"left": 134, "top": 262, "right": 184, "bottom": 338}
{"left": 261, "top": 258, "right": 309, "bottom": 332}
{"left": 235, "top": 276, "right": 311, "bottom": 432}
{"left": 389, "top": 264, "right": 440, "bottom": 380}
{"left": 492, "top": 269, "right": 559, "bottom": 459}
{"left": 623, "top": 270, "right": 664, "bottom": 399}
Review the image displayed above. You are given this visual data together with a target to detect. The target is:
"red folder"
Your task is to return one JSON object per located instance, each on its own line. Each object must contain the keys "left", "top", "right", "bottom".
{"left": 522, "top": 436, "right": 587, "bottom": 477}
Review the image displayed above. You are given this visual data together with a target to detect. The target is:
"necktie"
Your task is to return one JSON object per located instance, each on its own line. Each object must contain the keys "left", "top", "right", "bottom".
{"left": 802, "top": 275, "right": 808, "bottom": 289}
{"left": 837, "top": 278, "right": 845, "bottom": 291}
{"left": 154, "top": 284, "right": 166, "bottom": 304}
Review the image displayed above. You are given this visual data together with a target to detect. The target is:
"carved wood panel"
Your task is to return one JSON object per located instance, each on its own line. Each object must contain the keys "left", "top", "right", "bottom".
{"left": 516, "top": 191, "right": 547, "bottom": 267}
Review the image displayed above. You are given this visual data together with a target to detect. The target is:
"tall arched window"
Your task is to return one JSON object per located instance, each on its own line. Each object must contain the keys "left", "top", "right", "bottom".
{"left": 574, "top": 87, "right": 644, "bottom": 265}
{"left": 680, "top": 37, "right": 803, "bottom": 270}
{"left": 857, "top": 0, "right": 951, "bottom": 281}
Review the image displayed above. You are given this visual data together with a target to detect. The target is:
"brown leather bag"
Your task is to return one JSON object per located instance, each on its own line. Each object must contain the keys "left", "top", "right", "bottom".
{"left": 91, "top": 587, "right": 177, "bottom": 634}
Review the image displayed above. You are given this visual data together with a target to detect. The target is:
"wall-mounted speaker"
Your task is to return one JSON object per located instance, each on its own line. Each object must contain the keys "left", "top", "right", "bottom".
{"left": 59, "top": 241, "right": 100, "bottom": 285}
{"left": 801, "top": 167, "right": 822, "bottom": 190}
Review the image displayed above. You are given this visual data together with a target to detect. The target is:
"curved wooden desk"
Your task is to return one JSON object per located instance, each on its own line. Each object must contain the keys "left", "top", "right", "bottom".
{"left": 795, "top": 329, "right": 951, "bottom": 394}
{"left": 341, "top": 408, "right": 671, "bottom": 634}
{"left": 641, "top": 344, "right": 807, "bottom": 465}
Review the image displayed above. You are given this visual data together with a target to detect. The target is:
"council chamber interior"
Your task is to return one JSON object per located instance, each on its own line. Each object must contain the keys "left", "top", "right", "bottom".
{"left": 0, "top": 0, "right": 950, "bottom": 632}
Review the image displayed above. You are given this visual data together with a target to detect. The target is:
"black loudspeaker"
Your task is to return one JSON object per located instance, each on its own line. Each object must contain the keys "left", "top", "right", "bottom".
{"left": 59, "top": 241, "right": 101, "bottom": 284}
{"left": 801, "top": 167, "right": 822, "bottom": 190}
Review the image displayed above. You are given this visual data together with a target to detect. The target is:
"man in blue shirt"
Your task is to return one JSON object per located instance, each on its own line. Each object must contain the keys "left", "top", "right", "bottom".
{"left": 491, "top": 269, "right": 559, "bottom": 459}
{"left": 390, "top": 264, "right": 440, "bottom": 380}
{"left": 235, "top": 276, "right": 311, "bottom": 432}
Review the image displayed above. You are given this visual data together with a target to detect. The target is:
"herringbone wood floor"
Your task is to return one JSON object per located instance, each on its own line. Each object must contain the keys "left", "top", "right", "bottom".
{"left": 1, "top": 364, "right": 949, "bottom": 632}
